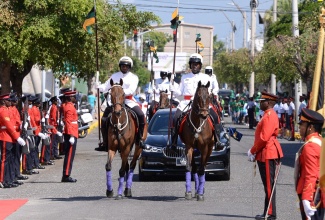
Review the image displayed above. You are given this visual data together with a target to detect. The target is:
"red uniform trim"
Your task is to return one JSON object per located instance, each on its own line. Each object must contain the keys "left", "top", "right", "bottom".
{"left": 265, "top": 159, "right": 273, "bottom": 215}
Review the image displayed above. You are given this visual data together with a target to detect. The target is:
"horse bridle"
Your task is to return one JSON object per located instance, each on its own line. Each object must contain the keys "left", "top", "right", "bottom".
{"left": 109, "top": 85, "right": 129, "bottom": 131}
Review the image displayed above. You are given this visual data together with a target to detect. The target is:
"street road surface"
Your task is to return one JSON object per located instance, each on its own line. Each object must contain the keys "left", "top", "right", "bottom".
{"left": 2, "top": 118, "right": 301, "bottom": 220}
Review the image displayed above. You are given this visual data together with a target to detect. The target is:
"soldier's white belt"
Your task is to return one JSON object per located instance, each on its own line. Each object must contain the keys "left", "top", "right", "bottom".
{"left": 1, "top": 126, "right": 6, "bottom": 129}
{"left": 71, "top": 121, "right": 78, "bottom": 124}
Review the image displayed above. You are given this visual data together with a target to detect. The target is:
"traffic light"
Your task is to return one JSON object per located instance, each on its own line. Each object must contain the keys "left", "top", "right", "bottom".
{"left": 133, "top": 30, "right": 138, "bottom": 42}
{"left": 173, "top": 30, "right": 177, "bottom": 42}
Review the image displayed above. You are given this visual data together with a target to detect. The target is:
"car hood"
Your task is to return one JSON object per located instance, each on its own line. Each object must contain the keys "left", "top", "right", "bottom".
{"left": 144, "top": 134, "right": 184, "bottom": 147}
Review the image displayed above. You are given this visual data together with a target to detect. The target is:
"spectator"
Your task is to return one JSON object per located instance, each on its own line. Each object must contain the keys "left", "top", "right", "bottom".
{"left": 87, "top": 91, "right": 96, "bottom": 116}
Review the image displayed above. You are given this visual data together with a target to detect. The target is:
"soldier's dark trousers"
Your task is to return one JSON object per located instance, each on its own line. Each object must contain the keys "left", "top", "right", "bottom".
{"left": 62, "top": 134, "right": 77, "bottom": 177}
{"left": 0, "top": 141, "right": 14, "bottom": 184}
{"left": 258, "top": 159, "right": 277, "bottom": 218}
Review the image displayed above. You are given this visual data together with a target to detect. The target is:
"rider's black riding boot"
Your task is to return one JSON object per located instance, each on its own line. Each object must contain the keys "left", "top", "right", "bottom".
{"left": 214, "top": 123, "right": 222, "bottom": 150}
{"left": 137, "top": 123, "right": 146, "bottom": 149}
{"left": 170, "top": 122, "right": 179, "bottom": 151}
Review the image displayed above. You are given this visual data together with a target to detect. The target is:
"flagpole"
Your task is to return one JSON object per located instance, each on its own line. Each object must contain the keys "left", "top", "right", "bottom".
{"left": 167, "top": 7, "right": 179, "bottom": 147}
{"left": 94, "top": 0, "right": 102, "bottom": 145}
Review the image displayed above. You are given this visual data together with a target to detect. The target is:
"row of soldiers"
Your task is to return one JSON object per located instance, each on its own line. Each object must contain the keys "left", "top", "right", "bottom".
{"left": 0, "top": 89, "right": 79, "bottom": 188}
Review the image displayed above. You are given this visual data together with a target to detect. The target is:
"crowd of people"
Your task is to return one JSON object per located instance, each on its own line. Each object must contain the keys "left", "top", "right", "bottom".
{"left": 0, "top": 89, "right": 79, "bottom": 188}
{"left": 223, "top": 90, "right": 308, "bottom": 142}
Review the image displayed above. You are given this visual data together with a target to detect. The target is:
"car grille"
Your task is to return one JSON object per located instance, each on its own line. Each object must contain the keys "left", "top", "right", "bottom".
{"left": 163, "top": 147, "right": 185, "bottom": 158}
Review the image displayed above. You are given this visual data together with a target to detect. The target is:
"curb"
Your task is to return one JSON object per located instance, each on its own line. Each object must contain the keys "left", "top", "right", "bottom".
{"left": 88, "top": 113, "right": 103, "bottom": 134}
{"left": 88, "top": 120, "right": 99, "bottom": 133}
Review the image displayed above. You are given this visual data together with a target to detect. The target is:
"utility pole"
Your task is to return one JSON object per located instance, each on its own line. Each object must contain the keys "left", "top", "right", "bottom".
{"left": 230, "top": 1, "right": 247, "bottom": 48}
{"left": 249, "top": 0, "right": 257, "bottom": 97}
{"left": 222, "top": 11, "right": 236, "bottom": 51}
{"left": 292, "top": 0, "right": 302, "bottom": 123}
{"left": 270, "top": 0, "right": 277, "bottom": 94}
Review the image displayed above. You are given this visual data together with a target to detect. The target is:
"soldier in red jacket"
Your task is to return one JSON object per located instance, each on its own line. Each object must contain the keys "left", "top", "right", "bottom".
{"left": 295, "top": 108, "right": 324, "bottom": 220}
{"left": 48, "top": 96, "right": 63, "bottom": 160}
{"left": 0, "top": 94, "right": 26, "bottom": 188}
{"left": 247, "top": 92, "right": 284, "bottom": 220}
{"left": 9, "top": 93, "right": 28, "bottom": 182}
{"left": 61, "top": 91, "right": 78, "bottom": 183}
{"left": 29, "top": 97, "right": 46, "bottom": 170}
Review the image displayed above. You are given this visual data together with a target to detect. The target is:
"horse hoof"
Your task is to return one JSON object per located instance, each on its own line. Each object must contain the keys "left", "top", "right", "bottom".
{"left": 196, "top": 194, "right": 204, "bottom": 201}
{"left": 106, "top": 189, "right": 114, "bottom": 198}
{"left": 124, "top": 188, "right": 132, "bottom": 197}
{"left": 115, "top": 194, "right": 123, "bottom": 200}
{"left": 185, "top": 192, "right": 192, "bottom": 200}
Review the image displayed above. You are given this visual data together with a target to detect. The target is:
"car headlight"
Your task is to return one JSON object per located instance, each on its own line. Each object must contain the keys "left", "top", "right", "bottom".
{"left": 143, "top": 145, "right": 163, "bottom": 153}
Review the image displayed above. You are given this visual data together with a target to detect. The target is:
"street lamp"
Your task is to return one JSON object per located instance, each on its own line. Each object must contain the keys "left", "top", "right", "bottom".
{"left": 249, "top": 0, "right": 258, "bottom": 98}
{"left": 228, "top": 1, "right": 247, "bottom": 48}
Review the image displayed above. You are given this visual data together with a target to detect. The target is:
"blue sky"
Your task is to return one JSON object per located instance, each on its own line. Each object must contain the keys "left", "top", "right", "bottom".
{"left": 118, "top": 0, "right": 274, "bottom": 50}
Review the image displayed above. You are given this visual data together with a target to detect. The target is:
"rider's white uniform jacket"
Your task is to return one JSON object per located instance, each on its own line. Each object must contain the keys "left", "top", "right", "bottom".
{"left": 152, "top": 78, "right": 179, "bottom": 102}
{"left": 98, "top": 71, "right": 139, "bottom": 108}
{"left": 209, "top": 74, "right": 219, "bottom": 96}
{"left": 172, "top": 72, "right": 215, "bottom": 111}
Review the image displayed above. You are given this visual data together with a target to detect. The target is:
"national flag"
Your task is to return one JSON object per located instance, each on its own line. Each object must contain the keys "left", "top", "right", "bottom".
{"left": 170, "top": 8, "right": 183, "bottom": 29}
{"left": 83, "top": 7, "right": 96, "bottom": 34}
{"left": 228, "top": 127, "right": 243, "bottom": 142}
{"left": 150, "top": 46, "right": 159, "bottom": 63}
{"left": 197, "top": 41, "right": 204, "bottom": 48}
{"left": 171, "top": 8, "right": 178, "bottom": 20}
{"left": 233, "top": 24, "right": 237, "bottom": 32}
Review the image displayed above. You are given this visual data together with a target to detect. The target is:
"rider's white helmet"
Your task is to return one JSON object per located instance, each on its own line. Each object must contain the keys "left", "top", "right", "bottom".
{"left": 188, "top": 53, "right": 203, "bottom": 66}
{"left": 119, "top": 56, "right": 133, "bottom": 68}
{"left": 205, "top": 66, "right": 213, "bottom": 76}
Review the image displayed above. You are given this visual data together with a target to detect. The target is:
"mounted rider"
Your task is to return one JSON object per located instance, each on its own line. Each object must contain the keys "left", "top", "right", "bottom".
{"left": 98, "top": 56, "right": 146, "bottom": 150}
{"left": 169, "top": 53, "right": 220, "bottom": 148}
{"left": 148, "top": 70, "right": 179, "bottom": 120}
{"left": 205, "top": 66, "right": 222, "bottom": 119}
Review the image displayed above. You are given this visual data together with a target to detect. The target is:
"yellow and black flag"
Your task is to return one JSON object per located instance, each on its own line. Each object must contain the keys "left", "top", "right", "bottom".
{"left": 150, "top": 46, "right": 159, "bottom": 63}
{"left": 83, "top": 7, "right": 95, "bottom": 34}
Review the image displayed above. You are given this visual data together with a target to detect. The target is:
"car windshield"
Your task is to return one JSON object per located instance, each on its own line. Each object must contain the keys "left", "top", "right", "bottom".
{"left": 149, "top": 112, "right": 173, "bottom": 135}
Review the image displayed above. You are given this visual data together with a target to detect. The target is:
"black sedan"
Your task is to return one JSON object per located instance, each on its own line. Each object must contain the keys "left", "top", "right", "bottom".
{"left": 138, "top": 108, "right": 231, "bottom": 181}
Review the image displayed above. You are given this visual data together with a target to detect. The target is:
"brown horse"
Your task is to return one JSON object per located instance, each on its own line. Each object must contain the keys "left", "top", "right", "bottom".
{"left": 105, "top": 78, "right": 147, "bottom": 199}
{"left": 178, "top": 80, "right": 214, "bottom": 201}
{"left": 149, "top": 90, "right": 172, "bottom": 121}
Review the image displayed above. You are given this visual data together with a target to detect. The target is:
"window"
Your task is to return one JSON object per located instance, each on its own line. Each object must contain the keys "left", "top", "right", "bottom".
{"left": 184, "top": 32, "right": 190, "bottom": 39}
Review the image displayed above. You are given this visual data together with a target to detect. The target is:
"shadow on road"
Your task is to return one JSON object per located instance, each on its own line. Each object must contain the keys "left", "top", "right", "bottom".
{"left": 200, "top": 213, "right": 253, "bottom": 219}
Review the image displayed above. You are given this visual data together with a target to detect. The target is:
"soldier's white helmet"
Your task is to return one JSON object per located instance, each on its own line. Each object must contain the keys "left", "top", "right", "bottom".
{"left": 205, "top": 66, "right": 213, "bottom": 76}
{"left": 189, "top": 53, "right": 203, "bottom": 65}
{"left": 119, "top": 56, "right": 133, "bottom": 68}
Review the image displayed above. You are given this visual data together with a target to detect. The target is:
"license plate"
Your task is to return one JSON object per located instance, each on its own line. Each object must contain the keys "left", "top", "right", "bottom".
{"left": 176, "top": 157, "right": 187, "bottom": 166}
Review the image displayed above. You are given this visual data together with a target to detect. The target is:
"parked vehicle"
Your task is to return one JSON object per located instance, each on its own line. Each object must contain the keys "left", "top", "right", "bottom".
{"left": 78, "top": 102, "right": 93, "bottom": 138}
{"left": 218, "top": 89, "right": 234, "bottom": 117}
{"left": 139, "top": 109, "right": 231, "bottom": 181}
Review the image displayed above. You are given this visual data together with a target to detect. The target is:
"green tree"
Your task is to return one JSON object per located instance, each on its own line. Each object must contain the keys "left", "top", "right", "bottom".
{"left": 143, "top": 31, "right": 172, "bottom": 52}
{"left": 0, "top": 0, "right": 160, "bottom": 94}
{"left": 259, "top": 1, "right": 321, "bottom": 91}
{"left": 214, "top": 48, "right": 251, "bottom": 91}
{"left": 213, "top": 35, "right": 225, "bottom": 60}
